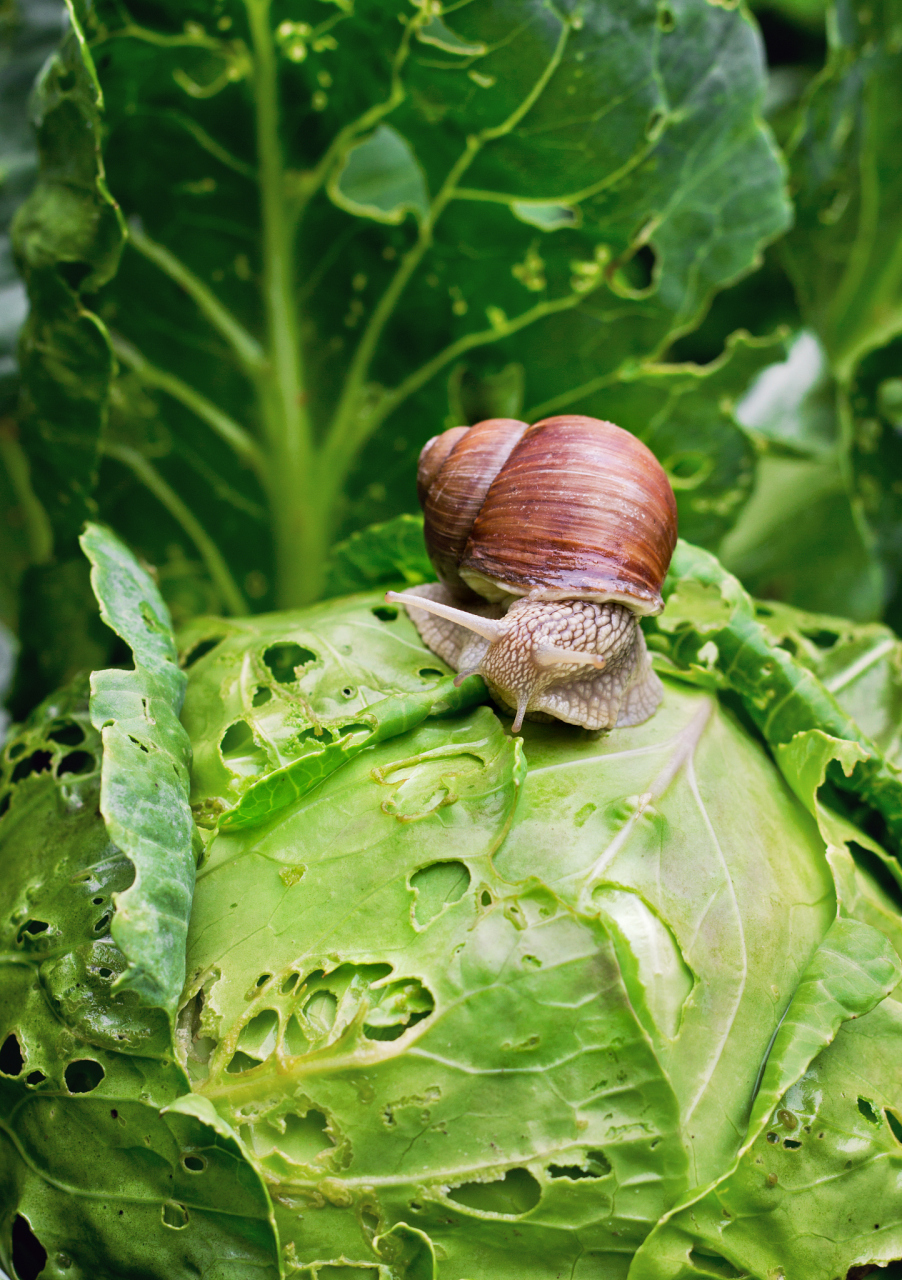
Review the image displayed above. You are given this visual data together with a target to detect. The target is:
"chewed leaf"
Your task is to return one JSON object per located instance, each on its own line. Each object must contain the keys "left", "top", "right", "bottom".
{"left": 749, "top": 916, "right": 900, "bottom": 1136}
{"left": 218, "top": 673, "right": 485, "bottom": 831}
{"left": 652, "top": 540, "right": 902, "bottom": 852}
{"left": 80, "top": 523, "right": 195, "bottom": 1014}
{"left": 329, "top": 125, "right": 429, "bottom": 225}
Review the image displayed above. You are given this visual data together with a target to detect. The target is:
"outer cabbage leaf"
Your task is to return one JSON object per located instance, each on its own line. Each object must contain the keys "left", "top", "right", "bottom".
{"left": 0, "top": 680, "right": 279, "bottom": 1280}
{"left": 649, "top": 539, "right": 902, "bottom": 851}
{"left": 628, "top": 997, "right": 902, "bottom": 1280}
{"left": 80, "top": 522, "right": 196, "bottom": 1013}
{"left": 11, "top": 0, "right": 122, "bottom": 542}
{"left": 753, "top": 596, "right": 902, "bottom": 769}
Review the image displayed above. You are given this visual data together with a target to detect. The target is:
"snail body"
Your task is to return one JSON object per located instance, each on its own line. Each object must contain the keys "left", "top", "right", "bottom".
{"left": 387, "top": 414, "right": 678, "bottom": 732}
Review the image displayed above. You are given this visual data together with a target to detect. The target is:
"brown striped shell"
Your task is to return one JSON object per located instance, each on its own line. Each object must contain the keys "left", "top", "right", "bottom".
{"left": 419, "top": 414, "right": 677, "bottom": 615}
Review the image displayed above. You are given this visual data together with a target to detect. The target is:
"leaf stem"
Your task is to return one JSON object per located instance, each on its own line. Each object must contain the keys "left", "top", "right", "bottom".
{"left": 128, "top": 223, "right": 266, "bottom": 375}
{"left": 244, "top": 0, "right": 329, "bottom": 607}
{"left": 111, "top": 333, "right": 268, "bottom": 480}
{"left": 102, "top": 441, "right": 248, "bottom": 615}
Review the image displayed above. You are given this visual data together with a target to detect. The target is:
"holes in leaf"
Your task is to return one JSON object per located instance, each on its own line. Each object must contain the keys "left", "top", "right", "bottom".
{"left": 236, "top": 1009, "right": 279, "bottom": 1061}
{"left": 263, "top": 642, "right": 316, "bottom": 683}
{"left": 11, "top": 1214, "right": 47, "bottom": 1280}
{"left": 7, "top": 741, "right": 25, "bottom": 759}
{"left": 0, "top": 1033, "right": 24, "bottom": 1076}
{"left": 283, "top": 1014, "right": 309, "bottom": 1056}
{"left": 220, "top": 720, "right": 269, "bottom": 776}
{"left": 783, "top": 1139, "right": 801, "bottom": 1150}
{"left": 220, "top": 720, "right": 255, "bottom": 757}
{"left": 364, "top": 978, "right": 434, "bottom": 1041}
{"left": 182, "top": 1154, "right": 207, "bottom": 1173}
{"left": 372, "top": 605, "right": 398, "bottom": 622}
{"left": 182, "top": 636, "right": 225, "bottom": 668}
{"left": 448, "top": 1167, "right": 541, "bottom": 1216}
{"left": 64, "top": 1059, "right": 104, "bottom": 1093}
{"left": 57, "top": 751, "right": 94, "bottom": 777}
{"left": 11, "top": 750, "right": 53, "bottom": 783}
{"left": 886, "top": 1109, "right": 902, "bottom": 1143}
{"left": 304, "top": 990, "right": 338, "bottom": 1037}
{"left": 17, "top": 920, "right": 49, "bottom": 943}
{"left": 252, "top": 685, "right": 272, "bottom": 706}
{"left": 619, "top": 243, "right": 656, "bottom": 292}
{"left": 277, "top": 1109, "right": 332, "bottom": 1164}
{"left": 341, "top": 686, "right": 356, "bottom": 699}
{"left": 411, "top": 860, "right": 470, "bottom": 927}
{"left": 297, "top": 726, "right": 328, "bottom": 746}
{"left": 93, "top": 912, "right": 112, "bottom": 935}
{"left": 657, "top": 4, "right": 675, "bottom": 30}
{"left": 281, "top": 972, "right": 300, "bottom": 993}
{"left": 765, "top": 1131, "right": 779, "bottom": 1144}
{"left": 687, "top": 1250, "right": 742, "bottom": 1278}
{"left": 25, "top": 1071, "right": 45, "bottom": 1086}
{"left": 858, "top": 1096, "right": 881, "bottom": 1125}
{"left": 547, "top": 1150, "right": 611, "bottom": 1179}
{"left": 161, "top": 1202, "right": 189, "bottom": 1229}
{"left": 225, "top": 1050, "right": 261, "bottom": 1074}
{"left": 802, "top": 628, "right": 840, "bottom": 650}
{"left": 48, "top": 721, "right": 85, "bottom": 746}
{"left": 255, "top": 973, "right": 272, "bottom": 988}
{"left": 418, "top": 667, "right": 444, "bottom": 681}
{"left": 336, "top": 723, "right": 371, "bottom": 739}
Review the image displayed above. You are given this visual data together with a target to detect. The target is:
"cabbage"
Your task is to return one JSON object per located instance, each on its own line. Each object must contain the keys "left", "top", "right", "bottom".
{"left": 1, "top": 525, "right": 902, "bottom": 1280}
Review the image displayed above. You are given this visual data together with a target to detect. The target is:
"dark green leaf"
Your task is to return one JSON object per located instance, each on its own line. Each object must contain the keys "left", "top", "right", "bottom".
{"left": 80, "top": 522, "right": 195, "bottom": 1014}
{"left": 12, "top": 0, "right": 789, "bottom": 619}
{"left": 782, "top": 0, "right": 902, "bottom": 381}
{"left": 11, "top": 0, "right": 124, "bottom": 544}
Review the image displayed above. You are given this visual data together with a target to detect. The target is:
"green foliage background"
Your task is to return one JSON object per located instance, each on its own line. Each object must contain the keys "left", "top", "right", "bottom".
{"left": 2, "top": 0, "right": 899, "bottom": 715}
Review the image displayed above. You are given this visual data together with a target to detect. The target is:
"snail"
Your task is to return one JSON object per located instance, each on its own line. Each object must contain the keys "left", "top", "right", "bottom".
{"left": 386, "top": 414, "right": 678, "bottom": 733}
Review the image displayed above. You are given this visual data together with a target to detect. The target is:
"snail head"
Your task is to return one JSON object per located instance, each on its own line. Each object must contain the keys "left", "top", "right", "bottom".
{"left": 385, "top": 590, "right": 640, "bottom": 733}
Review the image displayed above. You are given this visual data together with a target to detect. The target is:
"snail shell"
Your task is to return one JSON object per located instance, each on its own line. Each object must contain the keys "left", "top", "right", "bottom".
{"left": 390, "top": 415, "right": 678, "bottom": 732}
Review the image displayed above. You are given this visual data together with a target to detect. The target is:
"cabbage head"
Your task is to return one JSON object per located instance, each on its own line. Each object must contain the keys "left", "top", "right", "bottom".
{"left": 2, "top": 526, "right": 902, "bottom": 1280}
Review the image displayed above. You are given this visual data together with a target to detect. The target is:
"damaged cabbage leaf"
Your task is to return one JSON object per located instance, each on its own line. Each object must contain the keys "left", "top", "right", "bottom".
{"left": 177, "top": 591, "right": 487, "bottom": 828}
{"left": 630, "top": 996, "right": 902, "bottom": 1280}
{"left": 181, "top": 701, "right": 690, "bottom": 1276}
{"left": 0, "top": 679, "right": 279, "bottom": 1280}
{"left": 494, "top": 682, "right": 836, "bottom": 1189}
{"left": 80, "top": 522, "right": 196, "bottom": 1013}
{"left": 649, "top": 539, "right": 902, "bottom": 853}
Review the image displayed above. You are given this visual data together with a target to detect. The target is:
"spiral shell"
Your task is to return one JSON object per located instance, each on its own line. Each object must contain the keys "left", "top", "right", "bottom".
{"left": 419, "top": 414, "right": 677, "bottom": 615}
